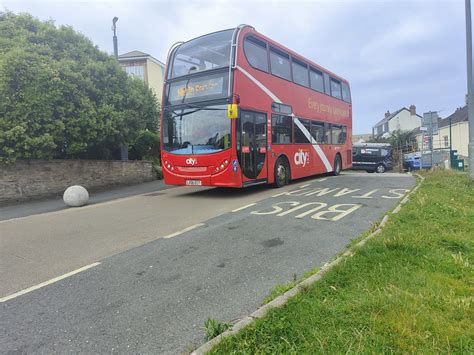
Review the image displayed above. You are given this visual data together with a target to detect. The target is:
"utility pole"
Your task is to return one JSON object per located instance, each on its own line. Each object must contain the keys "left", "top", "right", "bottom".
{"left": 449, "top": 114, "right": 453, "bottom": 167}
{"left": 112, "top": 17, "right": 119, "bottom": 60}
{"left": 467, "top": 0, "right": 474, "bottom": 178}
{"left": 429, "top": 112, "right": 434, "bottom": 168}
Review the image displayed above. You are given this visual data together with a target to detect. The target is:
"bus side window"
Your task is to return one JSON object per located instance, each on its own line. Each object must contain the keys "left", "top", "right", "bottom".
{"left": 294, "top": 118, "right": 311, "bottom": 143}
{"left": 331, "top": 125, "right": 345, "bottom": 144}
{"left": 270, "top": 47, "right": 291, "bottom": 81}
{"left": 339, "top": 126, "right": 347, "bottom": 144}
{"left": 310, "top": 121, "right": 325, "bottom": 144}
{"left": 324, "top": 123, "right": 332, "bottom": 144}
{"left": 330, "top": 78, "right": 342, "bottom": 100}
{"left": 323, "top": 73, "right": 331, "bottom": 95}
{"left": 244, "top": 36, "right": 269, "bottom": 72}
{"left": 342, "top": 82, "right": 351, "bottom": 103}
{"left": 272, "top": 114, "right": 292, "bottom": 144}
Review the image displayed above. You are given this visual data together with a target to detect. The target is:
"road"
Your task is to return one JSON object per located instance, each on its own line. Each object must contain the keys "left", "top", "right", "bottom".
{"left": 0, "top": 172, "right": 415, "bottom": 353}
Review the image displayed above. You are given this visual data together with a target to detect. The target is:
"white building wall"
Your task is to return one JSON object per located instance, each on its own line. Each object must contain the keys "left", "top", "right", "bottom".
{"left": 388, "top": 110, "right": 421, "bottom": 133}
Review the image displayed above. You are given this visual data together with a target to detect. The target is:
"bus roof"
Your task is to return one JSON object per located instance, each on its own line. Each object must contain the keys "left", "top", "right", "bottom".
{"left": 169, "top": 25, "right": 349, "bottom": 85}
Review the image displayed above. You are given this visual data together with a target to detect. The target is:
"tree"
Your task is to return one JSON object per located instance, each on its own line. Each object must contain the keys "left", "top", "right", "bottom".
{"left": 386, "top": 130, "right": 415, "bottom": 153}
{"left": 0, "top": 11, "right": 160, "bottom": 163}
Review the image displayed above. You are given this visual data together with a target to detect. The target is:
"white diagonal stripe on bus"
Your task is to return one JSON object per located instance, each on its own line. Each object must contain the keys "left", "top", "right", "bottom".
{"left": 236, "top": 66, "right": 282, "bottom": 103}
{"left": 293, "top": 118, "right": 332, "bottom": 172}
{"left": 236, "top": 66, "right": 332, "bottom": 172}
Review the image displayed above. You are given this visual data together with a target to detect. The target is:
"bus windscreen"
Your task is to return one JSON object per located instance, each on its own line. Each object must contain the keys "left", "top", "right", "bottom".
{"left": 170, "top": 29, "right": 234, "bottom": 79}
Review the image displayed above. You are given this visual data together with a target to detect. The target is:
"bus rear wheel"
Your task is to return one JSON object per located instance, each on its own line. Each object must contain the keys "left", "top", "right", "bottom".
{"left": 331, "top": 154, "right": 342, "bottom": 176}
{"left": 274, "top": 157, "right": 289, "bottom": 188}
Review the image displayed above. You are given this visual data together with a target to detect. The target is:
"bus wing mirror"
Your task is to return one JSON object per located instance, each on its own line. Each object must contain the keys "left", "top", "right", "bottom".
{"left": 228, "top": 104, "right": 238, "bottom": 119}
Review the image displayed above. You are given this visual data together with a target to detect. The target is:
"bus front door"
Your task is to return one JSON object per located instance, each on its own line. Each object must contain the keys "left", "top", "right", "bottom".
{"left": 238, "top": 110, "right": 267, "bottom": 183}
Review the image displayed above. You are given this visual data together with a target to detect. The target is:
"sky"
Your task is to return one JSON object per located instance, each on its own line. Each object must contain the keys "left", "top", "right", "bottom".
{"left": 1, "top": 0, "right": 470, "bottom": 134}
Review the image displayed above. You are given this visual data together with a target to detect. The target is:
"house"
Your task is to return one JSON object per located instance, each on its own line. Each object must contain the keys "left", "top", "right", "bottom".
{"left": 118, "top": 51, "right": 165, "bottom": 107}
{"left": 372, "top": 105, "right": 422, "bottom": 138}
{"left": 412, "top": 106, "right": 469, "bottom": 158}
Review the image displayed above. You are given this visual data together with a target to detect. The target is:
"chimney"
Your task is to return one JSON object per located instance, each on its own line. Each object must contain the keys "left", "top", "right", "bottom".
{"left": 385, "top": 110, "right": 391, "bottom": 118}
{"left": 410, "top": 104, "right": 416, "bottom": 116}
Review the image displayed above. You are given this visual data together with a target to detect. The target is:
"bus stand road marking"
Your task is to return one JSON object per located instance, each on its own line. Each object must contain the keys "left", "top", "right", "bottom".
{"left": 0, "top": 262, "right": 101, "bottom": 303}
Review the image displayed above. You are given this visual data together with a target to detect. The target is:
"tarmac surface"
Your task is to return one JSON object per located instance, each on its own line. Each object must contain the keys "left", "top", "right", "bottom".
{"left": 0, "top": 172, "right": 415, "bottom": 353}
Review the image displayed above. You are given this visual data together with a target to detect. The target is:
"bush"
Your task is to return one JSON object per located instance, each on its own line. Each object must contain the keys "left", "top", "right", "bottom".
{"left": 129, "top": 129, "right": 160, "bottom": 160}
{"left": 0, "top": 11, "right": 160, "bottom": 164}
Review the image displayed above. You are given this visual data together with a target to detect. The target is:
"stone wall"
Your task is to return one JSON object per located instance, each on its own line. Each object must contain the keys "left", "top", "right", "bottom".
{"left": 0, "top": 159, "right": 155, "bottom": 204}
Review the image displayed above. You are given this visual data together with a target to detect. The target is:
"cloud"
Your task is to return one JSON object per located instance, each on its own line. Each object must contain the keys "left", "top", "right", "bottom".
{"left": 1, "top": 0, "right": 468, "bottom": 134}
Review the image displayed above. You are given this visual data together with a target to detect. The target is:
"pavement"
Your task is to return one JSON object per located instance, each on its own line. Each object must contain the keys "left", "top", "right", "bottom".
{"left": 0, "top": 180, "right": 170, "bottom": 221}
{"left": 0, "top": 172, "right": 415, "bottom": 354}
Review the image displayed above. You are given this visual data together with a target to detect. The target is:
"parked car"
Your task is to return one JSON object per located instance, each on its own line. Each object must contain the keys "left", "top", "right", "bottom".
{"left": 403, "top": 153, "right": 432, "bottom": 170}
{"left": 352, "top": 143, "right": 393, "bottom": 173}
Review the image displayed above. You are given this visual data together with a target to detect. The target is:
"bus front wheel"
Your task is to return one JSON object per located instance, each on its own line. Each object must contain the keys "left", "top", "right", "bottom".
{"left": 331, "top": 154, "right": 342, "bottom": 176}
{"left": 274, "top": 157, "right": 289, "bottom": 188}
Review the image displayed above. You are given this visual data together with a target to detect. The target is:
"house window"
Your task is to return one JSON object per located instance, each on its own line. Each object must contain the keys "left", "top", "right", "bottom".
{"left": 383, "top": 122, "right": 389, "bottom": 132}
{"left": 377, "top": 125, "right": 383, "bottom": 135}
{"left": 124, "top": 65, "right": 145, "bottom": 80}
{"left": 444, "top": 136, "right": 449, "bottom": 148}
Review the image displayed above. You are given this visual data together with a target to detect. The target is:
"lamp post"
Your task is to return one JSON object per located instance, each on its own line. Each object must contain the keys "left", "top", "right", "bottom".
{"left": 112, "top": 17, "right": 119, "bottom": 60}
{"left": 467, "top": 0, "right": 473, "bottom": 178}
{"left": 112, "top": 17, "right": 128, "bottom": 160}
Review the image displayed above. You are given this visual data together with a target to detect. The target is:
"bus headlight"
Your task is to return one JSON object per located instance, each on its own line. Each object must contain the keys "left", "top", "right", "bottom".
{"left": 214, "top": 159, "right": 229, "bottom": 173}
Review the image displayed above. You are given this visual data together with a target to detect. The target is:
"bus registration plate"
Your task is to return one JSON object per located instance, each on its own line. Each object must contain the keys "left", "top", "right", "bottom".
{"left": 186, "top": 180, "right": 202, "bottom": 186}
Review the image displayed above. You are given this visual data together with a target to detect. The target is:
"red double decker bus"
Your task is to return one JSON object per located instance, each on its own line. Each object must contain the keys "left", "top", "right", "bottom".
{"left": 161, "top": 25, "right": 352, "bottom": 188}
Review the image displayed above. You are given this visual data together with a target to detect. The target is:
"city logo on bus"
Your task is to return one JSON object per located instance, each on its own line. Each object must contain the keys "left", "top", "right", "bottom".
{"left": 186, "top": 158, "right": 197, "bottom": 165}
{"left": 294, "top": 149, "right": 310, "bottom": 167}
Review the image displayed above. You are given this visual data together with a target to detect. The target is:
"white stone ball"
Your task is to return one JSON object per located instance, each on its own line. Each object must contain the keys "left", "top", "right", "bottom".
{"left": 63, "top": 185, "right": 89, "bottom": 207}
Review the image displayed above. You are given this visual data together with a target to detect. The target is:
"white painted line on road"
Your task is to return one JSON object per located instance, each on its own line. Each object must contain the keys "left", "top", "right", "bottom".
{"left": 318, "top": 178, "right": 328, "bottom": 182}
{"left": 232, "top": 203, "right": 257, "bottom": 212}
{"left": 163, "top": 223, "right": 205, "bottom": 239}
{"left": 0, "top": 262, "right": 101, "bottom": 303}
{"left": 299, "top": 184, "right": 311, "bottom": 188}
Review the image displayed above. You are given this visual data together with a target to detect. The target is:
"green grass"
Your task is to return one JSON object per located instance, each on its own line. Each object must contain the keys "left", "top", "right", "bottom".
{"left": 209, "top": 170, "right": 474, "bottom": 354}
{"left": 204, "top": 318, "right": 232, "bottom": 341}
{"left": 262, "top": 268, "right": 319, "bottom": 305}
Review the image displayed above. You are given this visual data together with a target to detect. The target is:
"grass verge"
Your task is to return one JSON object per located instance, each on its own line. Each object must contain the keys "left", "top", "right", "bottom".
{"left": 204, "top": 318, "right": 231, "bottom": 341}
{"left": 209, "top": 170, "right": 474, "bottom": 353}
{"left": 262, "top": 267, "right": 319, "bottom": 305}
